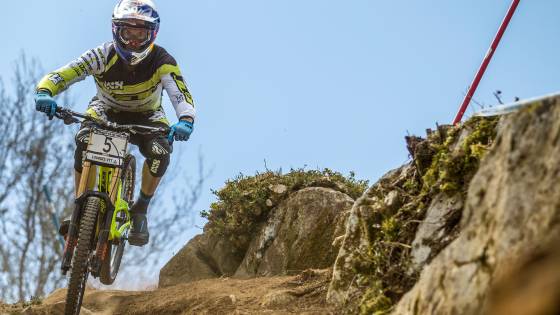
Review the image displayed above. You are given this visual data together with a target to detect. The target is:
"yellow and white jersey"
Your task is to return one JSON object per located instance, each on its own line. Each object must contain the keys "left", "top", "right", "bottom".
{"left": 36, "top": 42, "right": 196, "bottom": 121}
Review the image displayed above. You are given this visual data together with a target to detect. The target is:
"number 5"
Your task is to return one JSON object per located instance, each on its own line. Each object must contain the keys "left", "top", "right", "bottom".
{"left": 103, "top": 137, "right": 112, "bottom": 153}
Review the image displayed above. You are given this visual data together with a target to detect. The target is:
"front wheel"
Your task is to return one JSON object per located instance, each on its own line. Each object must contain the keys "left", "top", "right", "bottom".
{"left": 65, "top": 196, "right": 100, "bottom": 315}
{"left": 99, "top": 154, "right": 135, "bottom": 285}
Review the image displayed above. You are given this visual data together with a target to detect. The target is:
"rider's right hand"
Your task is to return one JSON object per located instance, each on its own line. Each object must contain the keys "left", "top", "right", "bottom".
{"left": 35, "top": 91, "right": 58, "bottom": 120}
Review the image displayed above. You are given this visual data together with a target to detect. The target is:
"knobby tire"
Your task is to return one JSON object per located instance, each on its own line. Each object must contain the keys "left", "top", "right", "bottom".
{"left": 64, "top": 197, "right": 100, "bottom": 315}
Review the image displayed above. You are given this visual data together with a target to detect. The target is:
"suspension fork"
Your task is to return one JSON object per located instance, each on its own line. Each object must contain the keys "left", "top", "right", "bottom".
{"left": 61, "top": 161, "right": 97, "bottom": 274}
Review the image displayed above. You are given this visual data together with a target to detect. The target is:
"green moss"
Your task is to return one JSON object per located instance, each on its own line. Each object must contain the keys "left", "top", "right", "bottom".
{"left": 421, "top": 116, "right": 499, "bottom": 197}
{"left": 403, "top": 177, "right": 420, "bottom": 194}
{"left": 356, "top": 116, "right": 499, "bottom": 314}
{"left": 359, "top": 282, "right": 393, "bottom": 315}
{"left": 202, "top": 168, "right": 369, "bottom": 256}
{"left": 381, "top": 217, "right": 399, "bottom": 241}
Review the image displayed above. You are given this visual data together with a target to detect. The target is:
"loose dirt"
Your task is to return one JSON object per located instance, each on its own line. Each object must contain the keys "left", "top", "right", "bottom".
{"left": 1, "top": 269, "right": 335, "bottom": 315}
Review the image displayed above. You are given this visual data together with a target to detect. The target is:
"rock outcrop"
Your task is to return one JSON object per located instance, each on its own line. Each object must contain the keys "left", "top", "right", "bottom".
{"left": 391, "top": 96, "right": 560, "bottom": 314}
{"left": 159, "top": 183, "right": 357, "bottom": 288}
{"left": 327, "top": 164, "right": 415, "bottom": 306}
{"left": 235, "top": 187, "right": 354, "bottom": 278}
{"left": 485, "top": 236, "right": 560, "bottom": 315}
{"left": 159, "top": 233, "right": 241, "bottom": 288}
{"left": 408, "top": 192, "right": 463, "bottom": 271}
{"left": 327, "top": 117, "right": 498, "bottom": 313}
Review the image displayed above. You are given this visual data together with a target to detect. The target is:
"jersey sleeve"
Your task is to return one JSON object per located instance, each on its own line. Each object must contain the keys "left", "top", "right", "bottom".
{"left": 36, "top": 43, "right": 111, "bottom": 96}
{"left": 158, "top": 55, "right": 196, "bottom": 120}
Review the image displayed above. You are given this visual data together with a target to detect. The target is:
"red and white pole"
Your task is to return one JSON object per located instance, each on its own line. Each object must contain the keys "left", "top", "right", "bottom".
{"left": 452, "top": 0, "right": 521, "bottom": 124}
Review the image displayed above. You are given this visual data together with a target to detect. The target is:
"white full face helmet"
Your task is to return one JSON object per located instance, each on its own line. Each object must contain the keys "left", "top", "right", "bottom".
{"left": 112, "top": 0, "right": 160, "bottom": 65}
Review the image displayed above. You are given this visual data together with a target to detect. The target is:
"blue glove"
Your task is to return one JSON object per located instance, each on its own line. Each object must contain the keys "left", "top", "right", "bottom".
{"left": 35, "top": 92, "right": 57, "bottom": 120}
{"left": 168, "top": 120, "right": 194, "bottom": 142}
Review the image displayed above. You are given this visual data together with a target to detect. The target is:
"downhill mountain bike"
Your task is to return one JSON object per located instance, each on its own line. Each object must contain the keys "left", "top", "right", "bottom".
{"left": 53, "top": 107, "right": 169, "bottom": 315}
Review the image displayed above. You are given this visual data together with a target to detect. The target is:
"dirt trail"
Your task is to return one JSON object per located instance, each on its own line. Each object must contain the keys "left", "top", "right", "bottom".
{"left": 1, "top": 269, "right": 335, "bottom": 315}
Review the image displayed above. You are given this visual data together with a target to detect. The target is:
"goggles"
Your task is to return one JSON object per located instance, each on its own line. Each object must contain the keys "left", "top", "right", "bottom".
{"left": 113, "top": 19, "right": 156, "bottom": 52}
{"left": 118, "top": 25, "right": 152, "bottom": 52}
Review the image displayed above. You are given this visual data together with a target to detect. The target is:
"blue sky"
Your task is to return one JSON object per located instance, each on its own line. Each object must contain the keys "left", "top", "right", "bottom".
{"left": 3, "top": 0, "right": 560, "bottom": 281}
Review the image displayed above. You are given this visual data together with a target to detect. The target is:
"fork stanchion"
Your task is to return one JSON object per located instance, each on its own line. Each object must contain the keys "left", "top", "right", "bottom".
{"left": 109, "top": 168, "right": 122, "bottom": 204}
{"left": 77, "top": 162, "right": 92, "bottom": 198}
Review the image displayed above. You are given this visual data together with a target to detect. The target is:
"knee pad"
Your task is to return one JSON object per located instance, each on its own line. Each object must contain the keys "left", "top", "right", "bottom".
{"left": 144, "top": 138, "right": 172, "bottom": 177}
{"left": 146, "top": 157, "right": 169, "bottom": 177}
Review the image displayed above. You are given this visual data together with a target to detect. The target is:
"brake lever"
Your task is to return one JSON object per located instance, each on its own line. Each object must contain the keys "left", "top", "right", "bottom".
{"left": 65, "top": 116, "right": 80, "bottom": 125}
{"left": 106, "top": 121, "right": 120, "bottom": 129}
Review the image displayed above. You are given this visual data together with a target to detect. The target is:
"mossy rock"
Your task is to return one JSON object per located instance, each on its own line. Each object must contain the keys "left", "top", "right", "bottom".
{"left": 330, "top": 116, "right": 499, "bottom": 314}
{"left": 201, "top": 168, "right": 368, "bottom": 258}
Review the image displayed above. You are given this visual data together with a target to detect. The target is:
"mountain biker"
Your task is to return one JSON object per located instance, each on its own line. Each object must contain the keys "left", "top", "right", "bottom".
{"left": 34, "top": 0, "right": 195, "bottom": 247}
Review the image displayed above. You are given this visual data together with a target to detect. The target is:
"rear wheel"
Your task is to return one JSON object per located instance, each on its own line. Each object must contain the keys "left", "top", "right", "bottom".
{"left": 65, "top": 196, "right": 100, "bottom": 315}
{"left": 99, "top": 154, "right": 136, "bottom": 285}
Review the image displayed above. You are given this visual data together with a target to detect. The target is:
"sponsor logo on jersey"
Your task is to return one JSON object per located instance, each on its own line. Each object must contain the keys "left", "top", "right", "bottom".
{"left": 103, "top": 81, "right": 125, "bottom": 90}
{"left": 77, "top": 62, "right": 88, "bottom": 74}
{"left": 174, "top": 94, "right": 185, "bottom": 104}
{"left": 48, "top": 73, "right": 64, "bottom": 86}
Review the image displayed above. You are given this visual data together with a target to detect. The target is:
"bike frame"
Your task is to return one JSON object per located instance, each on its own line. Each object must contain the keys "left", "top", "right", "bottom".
{"left": 98, "top": 165, "right": 131, "bottom": 241}
{"left": 61, "top": 146, "right": 131, "bottom": 275}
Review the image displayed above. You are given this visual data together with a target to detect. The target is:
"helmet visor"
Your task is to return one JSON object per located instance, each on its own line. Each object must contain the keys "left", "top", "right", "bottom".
{"left": 118, "top": 25, "right": 152, "bottom": 52}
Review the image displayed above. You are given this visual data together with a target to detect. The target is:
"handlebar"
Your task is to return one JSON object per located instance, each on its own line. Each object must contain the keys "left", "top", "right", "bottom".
{"left": 54, "top": 107, "right": 170, "bottom": 137}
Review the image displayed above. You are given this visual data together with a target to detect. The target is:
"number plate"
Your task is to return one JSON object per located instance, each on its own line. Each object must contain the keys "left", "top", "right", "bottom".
{"left": 85, "top": 129, "right": 128, "bottom": 166}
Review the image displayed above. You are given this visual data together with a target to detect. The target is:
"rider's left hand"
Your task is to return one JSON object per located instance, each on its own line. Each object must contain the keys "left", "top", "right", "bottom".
{"left": 168, "top": 119, "right": 194, "bottom": 142}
